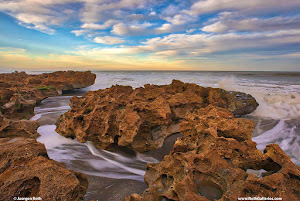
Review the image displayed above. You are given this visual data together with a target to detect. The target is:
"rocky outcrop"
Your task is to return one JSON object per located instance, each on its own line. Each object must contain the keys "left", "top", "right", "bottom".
{"left": 0, "top": 111, "right": 40, "bottom": 139}
{"left": 56, "top": 80, "right": 258, "bottom": 153}
{"left": 0, "top": 137, "right": 88, "bottom": 201}
{"left": 126, "top": 105, "right": 300, "bottom": 201}
{"left": 0, "top": 71, "right": 94, "bottom": 200}
{"left": 0, "top": 71, "right": 96, "bottom": 120}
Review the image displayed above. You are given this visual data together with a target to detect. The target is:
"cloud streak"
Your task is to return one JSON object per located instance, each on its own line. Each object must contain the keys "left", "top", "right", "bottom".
{"left": 187, "top": 0, "right": 300, "bottom": 15}
{"left": 202, "top": 13, "right": 300, "bottom": 33}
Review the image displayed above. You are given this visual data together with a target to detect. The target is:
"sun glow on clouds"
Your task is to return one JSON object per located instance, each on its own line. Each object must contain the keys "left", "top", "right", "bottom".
{"left": 0, "top": 0, "right": 300, "bottom": 70}
{"left": 0, "top": 47, "right": 192, "bottom": 71}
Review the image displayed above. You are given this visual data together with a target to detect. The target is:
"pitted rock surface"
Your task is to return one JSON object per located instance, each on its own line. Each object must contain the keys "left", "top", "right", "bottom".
{"left": 0, "top": 138, "right": 88, "bottom": 201}
{"left": 125, "top": 105, "right": 300, "bottom": 201}
{"left": 56, "top": 80, "right": 258, "bottom": 153}
{"left": 0, "top": 71, "right": 96, "bottom": 120}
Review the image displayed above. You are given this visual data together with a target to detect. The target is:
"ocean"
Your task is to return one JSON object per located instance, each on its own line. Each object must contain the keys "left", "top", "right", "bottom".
{"left": 26, "top": 71, "right": 300, "bottom": 183}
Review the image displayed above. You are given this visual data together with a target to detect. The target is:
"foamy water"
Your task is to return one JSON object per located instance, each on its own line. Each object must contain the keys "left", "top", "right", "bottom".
{"left": 30, "top": 71, "right": 300, "bottom": 180}
{"left": 32, "top": 96, "right": 158, "bottom": 182}
{"left": 218, "top": 76, "right": 300, "bottom": 120}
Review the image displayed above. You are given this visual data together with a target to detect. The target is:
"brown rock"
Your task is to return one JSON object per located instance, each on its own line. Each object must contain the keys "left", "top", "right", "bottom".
{"left": 56, "top": 80, "right": 258, "bottom": 153}
{"left": 0, "top": 111, "right": 40, "bottom": 139}
{"left": 126, "top": 105, "right": 300, "bottom": 201}
{"left": 0, "top": 138, "right": 88, "bottom": 201}
{"left": 0, "top": 71, "right": 93, "bottom": 200}
{"left": 0, "top": 71, "right": 96, "bottom": 120}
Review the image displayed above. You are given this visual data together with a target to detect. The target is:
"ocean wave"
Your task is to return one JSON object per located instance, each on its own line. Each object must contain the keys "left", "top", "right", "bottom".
{"left": 253, "top": 119, "right": 300, "bottom": 165}
{"left": 218, "top": 77, "right": 300, "bottom": 119}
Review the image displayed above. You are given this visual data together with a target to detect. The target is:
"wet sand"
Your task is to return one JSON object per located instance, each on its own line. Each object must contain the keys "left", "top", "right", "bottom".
{"left": 84, "top": 175, "right": 147, "bottom": 201}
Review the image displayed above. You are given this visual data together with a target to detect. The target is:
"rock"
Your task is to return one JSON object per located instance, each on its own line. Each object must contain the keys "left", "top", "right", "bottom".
{"left": 0, "top": 71, "right": 96, "bottom": 120}
{"left": 0, "top": 137, "right": 88, "bottom": 201}
{"left": 56, "top": 80, "right": 258, "bottom": 153}
{"left": 0, "top": 71, "right": 93, "bottom": 200}
{"left": 0, "top": 112, "right": 40, "bottom": 138}
{"left": 125, "top": 105, "right": 300, "bottom": 201}
{"left": 226, "top": 91, "right": 259, "bottom": 116}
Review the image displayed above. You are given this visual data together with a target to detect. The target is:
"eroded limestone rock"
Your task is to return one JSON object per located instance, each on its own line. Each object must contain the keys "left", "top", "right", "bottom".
{"left": 56, "top": 80, "right": 258, "bottom": 153}
{"left": 0, "top": 71, "right": 94, "bottom": 200}
{"left": 0, "top": 138, "right": 88, "bottom": 201}
{"left": 0, "top": 112, "right": 39, "bottom": 139}
{"left": 0, "top": 71, "right": 96, "bottom": 119}
{"left": 125, "top": 105, "right": 300, "bottom": 201}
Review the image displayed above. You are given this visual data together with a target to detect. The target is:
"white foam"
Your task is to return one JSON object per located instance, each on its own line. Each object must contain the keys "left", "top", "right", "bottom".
{"left": 253, "top": 120, "right": 300, "bottom": 165}
{"left": 37, "top": 125, "right": 148, "bottom": 181}
{"left": 86, "top": 142, "right": 146, "bottom": 178}
{"left": 218, "top": 77, "right": 300, "bottom": 120}
{"left": 37, "top": 125, "right": 79, "bottom": 149}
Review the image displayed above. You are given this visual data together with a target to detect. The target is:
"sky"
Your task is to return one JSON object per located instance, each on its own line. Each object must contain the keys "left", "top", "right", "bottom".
{"left": 0, "top": 0, "right": 300, "bottom": 71}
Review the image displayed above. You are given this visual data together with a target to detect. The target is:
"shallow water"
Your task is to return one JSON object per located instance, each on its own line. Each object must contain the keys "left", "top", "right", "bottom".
{"left": 29, "top": 71, "right": 300, "bottom": 190}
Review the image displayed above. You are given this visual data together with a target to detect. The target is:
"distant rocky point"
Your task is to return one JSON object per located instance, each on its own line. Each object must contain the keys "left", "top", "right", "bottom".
{"left": 56, "top": 80, "right": 259, "bottom": 153}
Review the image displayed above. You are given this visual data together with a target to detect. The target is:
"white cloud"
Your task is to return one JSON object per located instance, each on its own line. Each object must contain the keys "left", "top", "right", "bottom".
{"left": 186, "top": 29, "right": 196, "bottom": 33}
{"left": 155, "top": 22, "right": 190, "bottom": 34}
{"left": 187, "top": 0, "right": 300, "bottom": 15}
{"left": 93, "top": 36, "right": 124, "bottom": 45}
{"left": 162, "top": 4, "right": 183, "bottom": 17}
{"left": 71, "top": 29, "right": 89, "bottom": 36}
{"left": 279, "top": 52, "right": 300, "bottom": 58}
{"left": 128, "top": 14, "right": 145, "bottom": 20}
{"left": 134, "top": 29, "right": 300, "bottom": 57}
{"left": 149, "top": 11, "right": 156, "bottom": 16}
{"left": 202, "top": 14, "right": 300, "bottom": 33}
{"left": 15, "top": 12, "right": 62, "bottom": 34}
{"left": 155, "top": 9, "right": 197, "bottom": 34}
{"left": 81, "top": 20, "right": 119, "bottom": 30}
{"left": 111, "top": 22, "right": 154, "bottom": 36}
{"left": 165, "top": 14, "right": 195, "bottom": 25}
{"left": 202, "top": 21, "right": 228, "bottom": 33}
{"left": 0, "top": 0, "right": 152, "bottom": 34}
{"left": 111, "top": 23, "right": 129, "bottom": 35}
{"left": 0, "top": 0, "right": 82, "bottom": 34}
{"left": 155, "top": 23, "right": 173, "bottom": 33}
{"left": 81, "top": 23, "right": 104, "bottom": 30}
{"left": 80, "top": 0, "right": 149, "bottom": 23}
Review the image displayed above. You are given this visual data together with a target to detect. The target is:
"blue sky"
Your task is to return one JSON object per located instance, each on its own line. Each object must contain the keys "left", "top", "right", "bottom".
{"left": 0, "top": 0, "right": 299, "bottom": 71}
